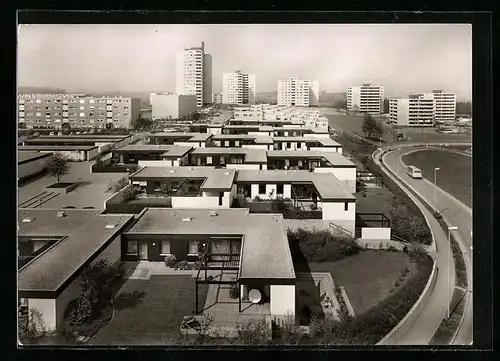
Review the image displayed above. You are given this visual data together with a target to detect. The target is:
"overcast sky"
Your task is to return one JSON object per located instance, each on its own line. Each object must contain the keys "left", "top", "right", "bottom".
{"left": 17, "top": 24, "right": 472, "bottom": 100}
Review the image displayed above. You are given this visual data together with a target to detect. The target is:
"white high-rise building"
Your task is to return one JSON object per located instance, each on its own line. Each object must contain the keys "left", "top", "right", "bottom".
{"left": 175, "top": 42, "right": 212, "bottom": 107}
{"left": 389, "top": 90, "right": 456, "bottom": 126}
{"left": 277, "top": 77, "right": 319, "bottom": 107}
{"left": 347, "top": 84, "right": 384, "bottom": 116}
{"left": 222, "top": 71, "right": 256, "bottom": 105}
{"left": 389, "top": 93, "right": 435, "bottom": 126}
{"left": 432, "top": 90, "right": 456, "bottom": 122}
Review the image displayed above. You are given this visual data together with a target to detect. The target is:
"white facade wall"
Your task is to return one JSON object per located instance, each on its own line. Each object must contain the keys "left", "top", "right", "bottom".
{"left": 361, "top": 227, "right": 392, "bottom": 240}
{"left": 151, "top": 93, "right": 197, "bottom": 119}
{"left": 277, "top": 77, "right": 319, "bottom": 107}
{"left": 207, "top": 126, "right": 222, "bottom": 135}
{"left": 389, "top": 98, "right": 410, "bottom": 126}
{"left": 37, "top": 150, "right": 85, "bottom": 161}
{"left": 172, "top": 196, "right": 219, "bottom": 208}
{"left": 308, "top": 147, "right": 340, "bottom": 153}
{"left": 95, "top": 142, "right": 112, "bottom": 154}
{"left": 347, "top": 84, "right": 384, "bottom": 115}
{"left": 250, "top": 183, "right": 278, "bottom": 199}
{"left": 270, "top": 285, "right": 296, "bottom": 316}
{"left": 226, "top": 163, "right": 262, "bottom": 170}
{"left": 176, "top": 43, "right": 209, "bottom": 107}
{"left": 18, "top": 154, "right": 53, "bottom": 180}
{"left": 242, "top": 144, "right": 270, "bottom": 150}
{"left": 322, "top": 201, "right": 356, "bottom": 227}
{"left": 137, "top": 160, "right": 179, "bottom": 167}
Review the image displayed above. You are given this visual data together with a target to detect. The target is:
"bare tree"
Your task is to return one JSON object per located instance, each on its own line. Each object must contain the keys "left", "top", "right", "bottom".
{"left": 47, "top": 152, "right": 69, "bottom": 184}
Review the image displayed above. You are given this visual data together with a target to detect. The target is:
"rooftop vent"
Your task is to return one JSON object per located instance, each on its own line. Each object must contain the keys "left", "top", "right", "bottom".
{"left": 21, "top": 217, "right": 34, "bottom": 223}
{"left": 182, "top": 217, "right": 192, "bottom": 222}
{"left": 105, "top": 224, "right": 116, "bottom": 229}
{"left": 209, "top": 211, "right": 218, "bottom": 217}
{"left": 56, "top": 211, "right": 66, "bottom": 218}
{"left": 169, "top": 170, "right": 176, "bottom": 173}
{"left": 224, "top": 172, "right": 230, "bottom": 175}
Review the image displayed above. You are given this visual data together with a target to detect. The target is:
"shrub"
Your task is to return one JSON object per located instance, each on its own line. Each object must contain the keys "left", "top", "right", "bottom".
{"left": 236, "top": 319, "right": 271, "bottom": 345}
{"left": 164, "top": 255, "right": 176, "bottom": 268}
{"left": 114, "top": 176, "right": 129, "bottom": 192}
{"left": 271, "top": 196, "right": 289, "bottom": 213}
{"left": 253, "top": 195, "right": 261, "bottom": 202}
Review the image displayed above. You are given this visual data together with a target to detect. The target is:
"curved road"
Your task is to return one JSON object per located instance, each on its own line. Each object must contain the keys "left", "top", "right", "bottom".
{"left": 382, "top": 146, "right": 472, "bottom": 345}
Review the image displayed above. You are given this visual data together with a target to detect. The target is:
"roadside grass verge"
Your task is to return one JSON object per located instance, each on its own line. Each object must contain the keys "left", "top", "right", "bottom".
{"left": 429, "top": 287, "right": 468, "bottom": 345}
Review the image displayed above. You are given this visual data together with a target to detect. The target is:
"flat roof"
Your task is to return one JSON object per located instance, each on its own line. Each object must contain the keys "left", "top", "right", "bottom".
{"left": 18, "top": 145, "right": 98, "bottom": 152}
{"left": 273, "top": 137, "right": 341, "bottom": 147}
{"left": 223, "top": 125, "right": 273, "bottom": 131}
{"left": 267, "top": 150, "right": 355, "bottom": 167}
{"left": 18, "top": 151, "right": 51, "bottom": 164}
{"left": 149, "top": 132, "right": 212, "bottom": 142}
{"left": 40, "top": 134, "right": 132, "bottom": 140}
{"left": 191, "top": 147, "right": 268, "bottom": 163}
{"left": 24, "top": 138, "right": 122, "bottom": 145}
{"left": 211, "top": 134, "right": 274, "bottom": 144}
{"left": 129, "top": 166, "right": 236, "bottom": 191}
{"left": 18, "top": 209, "right": 134, "bottom": 295}
{"left": 272, "top": 126, "right": 311, "bottom": 132}
{"left": 124, "top": 208, "right": 295, "bottom": 280}
{"left": 114, "top": 144, "right": 192, "bottom": 157}
{"left": 236, "top": 169, "right": 355, "bottom": 201}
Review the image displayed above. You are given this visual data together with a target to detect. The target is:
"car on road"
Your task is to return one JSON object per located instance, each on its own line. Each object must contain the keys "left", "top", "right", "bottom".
{"left": 407, "top": 165, "right": 423, "bottom": 179}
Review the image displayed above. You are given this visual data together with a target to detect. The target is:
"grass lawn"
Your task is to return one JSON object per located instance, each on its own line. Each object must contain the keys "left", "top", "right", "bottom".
{"left": 402, "top": 149, "right": 472, "bottom": 207}
{"left": 308, "top": 250, "right": 417, "bottom": 315}
{"left": 429, "top": 287, "right": 467, "bottom": 345}
{"left": 355, "top": 187, "right": 394, "bottom": 216}
{"left": 89, "top": 275, "right": 208, "bottom": 345}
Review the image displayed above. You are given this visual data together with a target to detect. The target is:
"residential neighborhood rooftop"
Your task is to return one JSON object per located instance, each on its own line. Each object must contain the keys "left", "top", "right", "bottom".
{"left": 191, "top": 147, "right": 268, "bottom": 163}
{"left": 235, "top": 169, "right": 355, "bottom": 201}
{"left": 114, "top": 144, "right": 193, "bottom": 157}
{"left": 129, "top": 166, "right": 237, "bottom": 191}
{"left": 18, "top": 209, "right": 134, "bottom": 294}
{"left": 267, "top": 150, "right": 355, "bottom": 167}
{"left": 124, "top": 208, "right": 295, "bottom": 280}
{"left": 149, "top": 132, "right": 213, "bottom": 142}
{"left": 18, "top": 145, "right": 99, "bottom": 151}
{"left": 17, "top": 151, "right": 51, "bottom": 164}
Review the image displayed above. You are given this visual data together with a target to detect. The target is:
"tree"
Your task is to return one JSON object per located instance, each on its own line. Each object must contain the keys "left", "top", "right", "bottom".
{"left": 47, "top": 152, "right": 69, "bottom": 184}
{"left": 362, "top": 114, "right": 382, "bottom": 140}
{"left": 134, "top": 115, "right": 151, "bottom": 130}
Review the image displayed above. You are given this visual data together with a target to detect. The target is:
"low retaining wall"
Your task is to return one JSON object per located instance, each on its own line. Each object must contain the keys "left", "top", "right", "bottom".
{"left": 104, "top": 184, "right": 132, "bottom": 209}
{"left": 45, "top": 182, "right": 78, "bottom": 195}
{"left": 340, "top": 286, "right": 356, "bottom": 317}
{"left": 377, "top": 260, "right": 438, "bottom": 345}
{"left": 360, "top": 227, "right": 391, "bottom": 240}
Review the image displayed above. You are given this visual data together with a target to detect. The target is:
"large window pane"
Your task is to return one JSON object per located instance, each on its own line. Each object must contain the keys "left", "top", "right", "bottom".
{"left": 188, "top": 240, "right": 199, "bottom": 255}
{"left": 161, "top": 240, "right": 171, "bottom": 255}
{"left": 127, "top": 240, "right": 138, "bottom": 254}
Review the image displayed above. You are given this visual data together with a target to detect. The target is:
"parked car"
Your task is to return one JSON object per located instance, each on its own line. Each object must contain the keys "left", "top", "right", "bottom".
{"left": 82, "top": 206, "right": 95, "bottom": 209}
{"left": 63, "top": 206, "right": 76, "bottom": 209}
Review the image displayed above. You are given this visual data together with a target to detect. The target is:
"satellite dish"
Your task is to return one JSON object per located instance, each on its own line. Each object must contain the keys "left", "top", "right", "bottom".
{"left": 248, "top": 289, "right": 262, "bottom": 304}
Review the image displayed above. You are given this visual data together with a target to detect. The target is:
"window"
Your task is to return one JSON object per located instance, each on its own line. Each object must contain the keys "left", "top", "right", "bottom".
{"left": 160, "top": 240, "right": 171, "bottom": 255}
{"left": 80, "top": 106, "right": 85, "bottom": 110}
{"left": 344, "top": 202, "right": 349, "bottom": 211}
{"left": 259, "top": 184, "right": 266, "bottom": 194}
{"left": 277, "top": 184, "right": 284, "bottom": 195}
{"left": 79, "top": 113, "right": 85, "bottom": 117}
{"left": 188, "top": 240, "right": 199, "bottom": 255}
{"left": 35, "top": 99, "right": 41, "bottom": 104}
{"left": 79, "top": 99, "right": 85, "bottom": 104}
{"left": 127, "top": 240, "right": 138, "bottom": 255}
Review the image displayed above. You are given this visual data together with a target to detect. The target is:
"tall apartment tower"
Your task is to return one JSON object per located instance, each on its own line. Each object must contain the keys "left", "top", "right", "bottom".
{"left": 389, "top": 93, "right": 434, "bottom": 126}
{"left": 347, "top": 84, "right": 384, "bottom": 116}
{"left": 432, "top": 90, "right": 456, "bottom": 122}
{"left": 277, "top": 77, "right": 319, "bottom": 107}
{"left": 222, "top": 71, "right": 256, "bottom": 105}
{"left": 176, "top": 42, "right": 212, "bottom": 107}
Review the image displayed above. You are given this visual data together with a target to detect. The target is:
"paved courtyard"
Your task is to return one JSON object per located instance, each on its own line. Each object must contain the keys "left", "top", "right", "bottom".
{"left": 18, "top": 161, "right": 125, "bottom": 209}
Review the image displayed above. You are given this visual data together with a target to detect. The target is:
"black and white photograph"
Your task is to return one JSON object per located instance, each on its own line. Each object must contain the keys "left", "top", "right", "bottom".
{"left": 15, "top": 13, "right": 488, "bottom": 348}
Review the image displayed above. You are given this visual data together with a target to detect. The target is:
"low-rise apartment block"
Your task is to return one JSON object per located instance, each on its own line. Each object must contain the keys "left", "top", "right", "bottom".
{"left": 18, "top": 94, "right": 141, "bottom": 129}
{"left": 389, "top": 93, "right": 435, "bottom": 126}
{"left": 432, "top": 90, "right": 456, "bottom": 122}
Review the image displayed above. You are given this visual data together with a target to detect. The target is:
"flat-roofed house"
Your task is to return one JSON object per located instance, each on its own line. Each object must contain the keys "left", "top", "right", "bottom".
{"left": 18, "top": 145, "right": 100, "bottom": 162}
{"left": 18, "top": 151, "right": 53, "bottom": 182}
{"left": 122, "top": 208, "right": 296, "bottom": 317}
{"left": 235, "top": 169, "right": 356, "bottom": 234}
{"left": 112, "top": 144, "right": 192, "bottom": 167}
{"left": 272, "top": 137, "right": 342, "bottom": 153}
{"left": 147, "top": 132, "right": 213, "bottom": 148}
{"left": 18, "top": 209, "right": 135, "bottom": 331}
{"left": 267, "top": 151, "right": 356, "bottom": 193}
{"left": 210, "top": 134, "right": 274, "bottom": 150}
{"left": 129, "top": 166, "right": 237, "bottom": 208}
{"left": 189, "top": 147, "right": 268, "bottom": 170}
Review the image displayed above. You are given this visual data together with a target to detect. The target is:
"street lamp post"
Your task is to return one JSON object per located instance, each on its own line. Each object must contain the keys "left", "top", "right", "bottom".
{"left": 447, "top": 225, "right": 458, "bottom": 319}
{"left": 434, "top": 167, "right": 440, "bottom": 212}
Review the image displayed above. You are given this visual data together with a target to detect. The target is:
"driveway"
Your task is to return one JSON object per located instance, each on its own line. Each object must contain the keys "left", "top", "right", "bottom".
{"left": 89, "top": 275, "right": 208, "bottom": 345}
